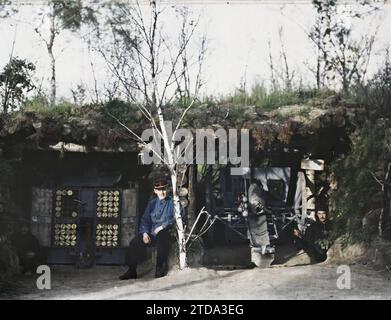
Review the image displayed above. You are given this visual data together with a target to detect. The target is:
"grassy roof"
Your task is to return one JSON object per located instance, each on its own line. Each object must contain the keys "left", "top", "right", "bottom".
{"left": 0, "top": 92, "right": 366, "bottom": 156}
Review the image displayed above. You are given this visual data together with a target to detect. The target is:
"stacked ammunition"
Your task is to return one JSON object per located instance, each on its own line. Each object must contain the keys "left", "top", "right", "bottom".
{"left": 54, "top": 189, "right": 78, "bottom": 218}
{"left": 96, "top": 190, "right": 120, "bottom": 218}
{"left": 95, "top": 224, "right": 119, "bottom": 247}
{"left": 53, "top": 223, "right": 77, "bottom": 247}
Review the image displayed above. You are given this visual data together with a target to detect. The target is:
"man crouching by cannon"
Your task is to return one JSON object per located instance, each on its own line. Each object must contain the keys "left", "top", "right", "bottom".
{"left": 292, "top": 204, "right": 333, "bottom": 263}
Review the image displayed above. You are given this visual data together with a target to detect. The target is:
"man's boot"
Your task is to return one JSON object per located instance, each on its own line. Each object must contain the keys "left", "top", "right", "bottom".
{"left": 119, "top": 266, "right": 137, "bottom": 280}
{"left": 155, "top": 259, "right": 168, "bottom": 278}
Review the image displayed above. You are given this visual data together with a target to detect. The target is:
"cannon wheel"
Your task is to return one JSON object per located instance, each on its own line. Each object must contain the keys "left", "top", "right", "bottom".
{"left": 185, "top": 234, "right": 205, "bottom": 267}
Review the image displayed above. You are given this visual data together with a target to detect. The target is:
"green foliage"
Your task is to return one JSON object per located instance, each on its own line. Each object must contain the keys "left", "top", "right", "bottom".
{"left": 355, "top": 49, "right": 391, "bottom": 118}
{"left": 330, "top": 121, "right": 384, "bottom": 241}
{"left": 310, "top": 0, "right": 379, "bottom": 93}
{"left": 23, "top": 95, "right": 50, "bottom": 111}
{"left": 23, "top": 97, "right": 141, "bottom": 127}
{"left": 329, "top": 53, "right": 391, "bottom": 242}
{"left": 0, "top": 57, "right": 36, "bottom": 113}
{"left": 24, "top": 97, "right": 80, "bottom": 119}
{"left": 217, "top": 84, "right": 327, "bottom": 112}
{"left": 254, "top": 90, "right": 300, "bottom": 110}
{"left": 157, "top": 85, "right": 341, "bottom": 130}
{"left": 101, "top": 99, "right": 143, "bottom": 129}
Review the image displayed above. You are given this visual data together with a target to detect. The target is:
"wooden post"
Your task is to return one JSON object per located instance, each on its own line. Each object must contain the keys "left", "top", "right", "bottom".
{"left": 306, "top": 169, "right": 316, "bottom": 220}
{"left": 300, "top": 172, "right": 307, "bottom": 221}
{"left": 301, "top": 159, "right": 325, "bottom": 220}
{"left": 187, "top": 164, "right": 197, "bottom": 227}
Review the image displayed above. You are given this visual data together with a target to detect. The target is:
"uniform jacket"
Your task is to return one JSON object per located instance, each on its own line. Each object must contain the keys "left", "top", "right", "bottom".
{"left": 139, "top": 196, "right": 183, "bottom": 236}
{"left": 305, "top": 220, "right": 333, "bottom": 245}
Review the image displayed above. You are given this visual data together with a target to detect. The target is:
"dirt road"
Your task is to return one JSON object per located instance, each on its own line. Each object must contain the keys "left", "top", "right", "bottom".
{"left": 1, "top": 263, "right": 390, "bottom": 300}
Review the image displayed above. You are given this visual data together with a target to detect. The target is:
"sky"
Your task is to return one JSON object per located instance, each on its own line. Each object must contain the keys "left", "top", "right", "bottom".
{"left": 1, "top": 0, "right": 391, "bottom": 102}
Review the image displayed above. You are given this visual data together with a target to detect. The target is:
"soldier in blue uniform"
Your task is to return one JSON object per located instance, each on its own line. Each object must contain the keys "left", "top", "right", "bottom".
{"left": 119, "top": 177, "right": 182, "bottom": 280}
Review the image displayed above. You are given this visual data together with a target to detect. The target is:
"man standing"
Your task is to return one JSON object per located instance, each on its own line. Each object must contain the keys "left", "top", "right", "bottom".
{"left": 247, "top": 179, "right": 275, "bottom": 267}
{"left": 293, "top": 204, "right": 333, "bottom": 263}
{"left": 119, "top": 177, "right": 181, "bottom": 280}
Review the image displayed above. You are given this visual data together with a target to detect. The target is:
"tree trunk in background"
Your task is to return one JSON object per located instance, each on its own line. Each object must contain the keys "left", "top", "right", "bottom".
{"left": 2, "top": 84, "right": 9, "bottom": 114}
{"left": 48, "top": 4, "right": 56, "bottom": 106}
{"left": 205, "top": 166, "right": 212, "bottom": 214}
{"left": 49, "top": 50, "right": 56, "bottom": 107}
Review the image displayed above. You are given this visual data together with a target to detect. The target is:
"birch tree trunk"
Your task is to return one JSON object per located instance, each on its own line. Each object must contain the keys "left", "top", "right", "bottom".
{"left": 100, "top": 1, "right": 204, "bottom": 270}
{"left": 48, "top": 4, "right": 56, "bottom": 107}
{"left": 170, "top": 172, "right": 188, "bottom": 269}
{"left": 156, "top": 105, "right": 187, "bottom": 269}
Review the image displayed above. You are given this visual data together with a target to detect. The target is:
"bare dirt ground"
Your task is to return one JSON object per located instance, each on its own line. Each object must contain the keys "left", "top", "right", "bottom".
{"left": 1, "top": 263, "right": 390, "bottom": 300}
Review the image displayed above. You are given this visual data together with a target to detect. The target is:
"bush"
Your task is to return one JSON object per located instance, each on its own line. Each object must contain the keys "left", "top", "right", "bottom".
{"left": 23, "top": 96, "right": 80, "bottom": 119}
{"left": 216, "top": 83, "right": 336, "bottom": 112}
{"left": 328, "top": 55, "right": 391, "bottom": 243}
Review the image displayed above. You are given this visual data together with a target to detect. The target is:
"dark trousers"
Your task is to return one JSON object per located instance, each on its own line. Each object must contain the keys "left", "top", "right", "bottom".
{"left": 126, "top": 229, "right": 172, "bottom": 268}
{"left": 293, "top": 238, "right": 327, "bottom": 263}
{"left": 19, "top": 252, "right": 44, "bottom": 273}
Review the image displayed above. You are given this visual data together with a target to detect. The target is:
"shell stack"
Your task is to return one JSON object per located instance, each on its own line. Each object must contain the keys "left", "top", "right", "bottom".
{"left": 53, "top": 223, "right": 77, "bottom": 247}
{"left": 95, "top": 190, "right": 120, "bottom": 248}
{"left": 96, "top": 190, "right": 120, "bottom": 219}
{"left": 54, "top": 189, "right": 78, "bottom": 218}
{"left": 95, "top": 223, "right": 119, "bottom": 247}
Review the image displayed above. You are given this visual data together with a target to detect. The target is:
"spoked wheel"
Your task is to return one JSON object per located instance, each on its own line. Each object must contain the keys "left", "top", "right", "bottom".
{"left": 185, "top": 234, "right": 205, "bottom": 267}
{"left": 201, "top": 165, "right": 223, "bottom": 248}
